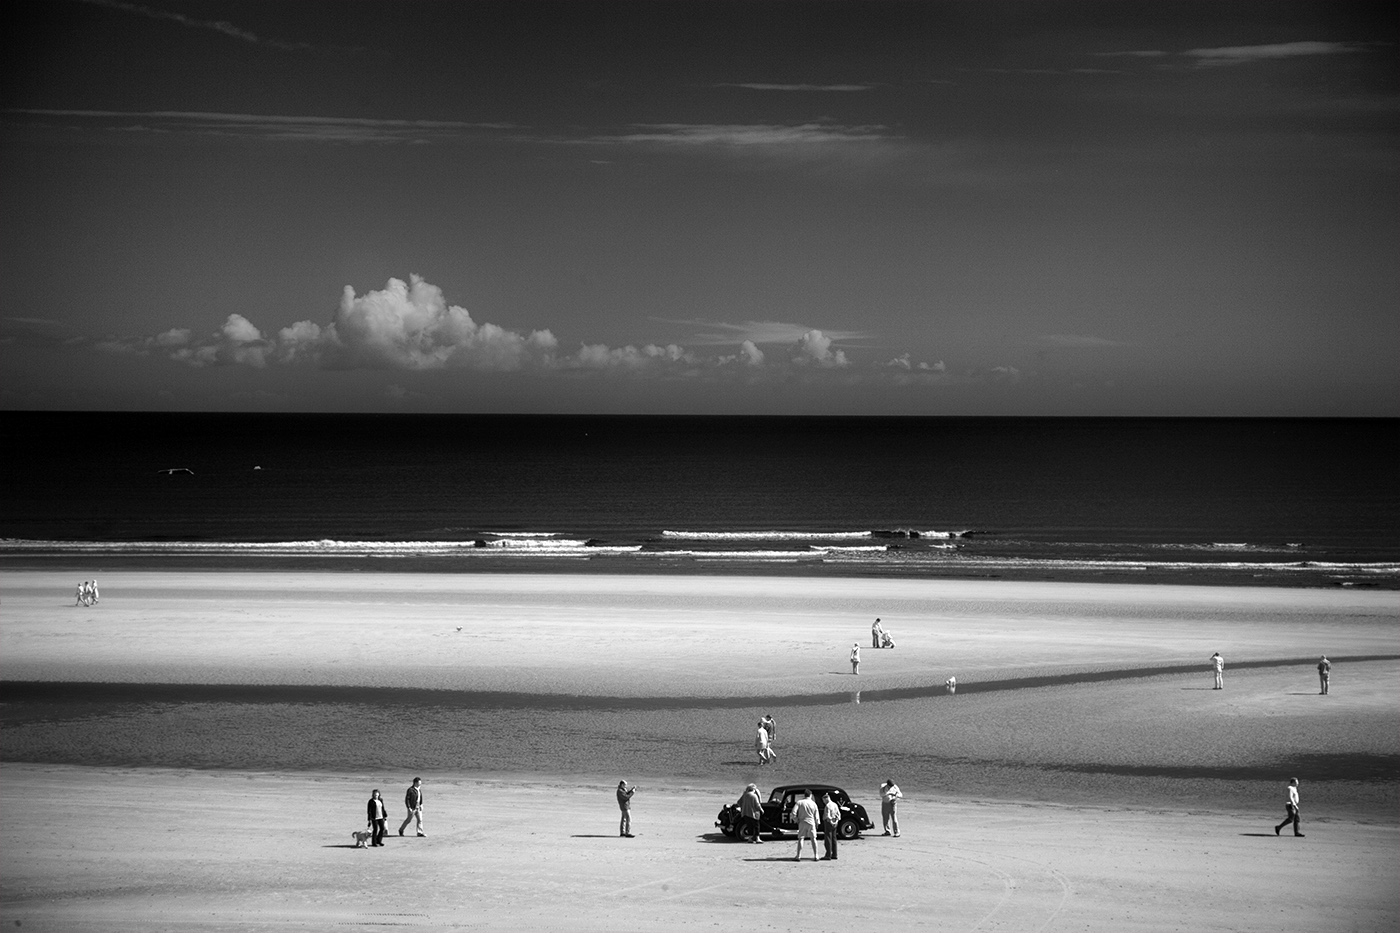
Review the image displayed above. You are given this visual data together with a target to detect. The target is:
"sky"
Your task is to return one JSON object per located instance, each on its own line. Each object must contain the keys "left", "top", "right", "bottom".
{"left": 1, "top": 0, "right": 1396, "bottom": 416}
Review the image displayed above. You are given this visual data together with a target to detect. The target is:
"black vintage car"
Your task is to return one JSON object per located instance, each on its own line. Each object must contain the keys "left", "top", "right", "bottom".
{"left": 716, "top": 783, "right": 875, "bottom": 841}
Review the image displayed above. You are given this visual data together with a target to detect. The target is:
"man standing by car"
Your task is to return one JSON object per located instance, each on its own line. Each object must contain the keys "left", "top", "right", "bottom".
{"left": 739, "top": 783, "right": 764, "bottom": 844}
{"left": 880, "top": 779, "right": 903, "bottom": 837}
{"left": 793, "top": 791, "right": 821, "bottom": 862}
{"left": 398, "top": 776, "right": 425, "bottom": 837}
{"left": 820, "top": 793, "right": 841, "bottom": 860}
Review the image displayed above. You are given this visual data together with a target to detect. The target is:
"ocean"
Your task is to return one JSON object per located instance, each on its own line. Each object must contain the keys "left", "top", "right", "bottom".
{"left": 3, "top": 413, "right": 1397, "bottom": 587}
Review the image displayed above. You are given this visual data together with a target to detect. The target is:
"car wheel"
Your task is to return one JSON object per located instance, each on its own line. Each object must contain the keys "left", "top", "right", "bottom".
{"left": 837, "top": 818, "right": 858, "bottom": 840}
{"left": 736, "top": 821, "right": 756, "bottom": 843}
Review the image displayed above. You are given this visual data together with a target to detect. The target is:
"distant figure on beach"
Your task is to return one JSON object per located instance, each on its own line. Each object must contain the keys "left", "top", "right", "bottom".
{"left": 617, "top": 780, "right": 636, "bottom": 837}
{"left": 89, "top": 579, "right": 98, "bottom": 604}
{"left": 1318, "top": 656, "right": 1330, "bottom": 695}
{"left": 1274, "top": 778, "right": 1304, "bottom": 837}
{"left": 398, "top": 777, "right": 425, "bottom": 837}
{"left": 821, "top": 792, "right": 841, "bottom": 860}
{"left": 756, "top": 721, "right": 776, "bottom": 765}
{"left": 74, "top": 582, "right": 86, "bottom": 606}
{"left": 851, "top": 643, "right": 860, "bottom": 675}
{"left": 762, "top": 714, "right": 776, "bottom": 745}
{"left": 880, "top": 779, "right": 902, "bottom": 836}
{"left": 872, "top": 618, "right": 884, "bottom": 648}
{"left": 793, "top": 791, "right": 820, "bottom": 862}
{"left": 880, "top": 628, "right": 895, "bottom": 648}
{"left": 945, "top": 676, "right": 957, "bottom": 695}
{"left": 738, "top": 783, "right": 764, "bottom": 844}
{"left": 367, "top": 789, "right": 388, "bottom": 847}
{"left": 1211, "top": 652, "right": 1224, "bottom": 689}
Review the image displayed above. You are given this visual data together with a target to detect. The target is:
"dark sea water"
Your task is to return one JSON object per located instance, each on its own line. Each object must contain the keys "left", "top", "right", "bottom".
{"left": 3, "top": 412, "right": 1398, "bottom": 586}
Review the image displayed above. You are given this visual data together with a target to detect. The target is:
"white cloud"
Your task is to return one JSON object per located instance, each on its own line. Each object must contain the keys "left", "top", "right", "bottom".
{"left": 792, "top": 329, "right": 849, "bottom": 367}
{"left": 663, "top": 318, "right": 872, "bottom": 346}
{"left": 1184, "top": 41, "right": 1358, "bottom": 66}
{"left": 573, "top": 342, "right": 695, "bottom": 371}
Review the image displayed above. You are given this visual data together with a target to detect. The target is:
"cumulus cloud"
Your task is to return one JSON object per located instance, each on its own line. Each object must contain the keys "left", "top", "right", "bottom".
{"left": 573, "top": 342, "right": 695, "bottom": 371}
{"left": 94, "top": 275, "right": 988, "bottom": 393}
{"left": 792, "top": 329, "right": 849, "bottom": 367}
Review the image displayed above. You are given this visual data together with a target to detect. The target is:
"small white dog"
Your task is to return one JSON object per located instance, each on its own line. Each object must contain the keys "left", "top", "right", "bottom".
{"left": 351, "top": 830, "right": 373, "bottom": 848}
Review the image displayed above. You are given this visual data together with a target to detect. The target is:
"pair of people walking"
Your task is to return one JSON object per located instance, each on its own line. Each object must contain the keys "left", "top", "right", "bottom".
{"left": 365, "top": 778, "right": 425, "bottom": 846}
{"left": 755, "top": 715, "right": 777, "bottom": 765}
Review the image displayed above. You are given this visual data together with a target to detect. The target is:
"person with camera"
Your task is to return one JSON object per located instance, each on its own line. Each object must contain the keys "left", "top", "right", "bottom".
{"left": 617, "top": 780, "right": 637, "bottom": 837}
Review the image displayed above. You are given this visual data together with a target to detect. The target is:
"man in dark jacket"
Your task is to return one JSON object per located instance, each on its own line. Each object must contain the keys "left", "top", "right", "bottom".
{"left": 399, "top": 777, "right": 425, "bottom": 837}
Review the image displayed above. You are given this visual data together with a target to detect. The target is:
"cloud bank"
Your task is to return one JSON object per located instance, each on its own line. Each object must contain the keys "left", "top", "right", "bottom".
{"left": 99, "top": 275, "right": 999, "bottom": 387}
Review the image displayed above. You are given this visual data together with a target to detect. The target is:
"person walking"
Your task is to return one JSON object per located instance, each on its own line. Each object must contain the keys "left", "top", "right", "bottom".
{"left": 398, "top": 777, "right": 425, "bottom": 837}
{"left": 1274, "top": 778, "right": 1304, "bottom": 837}
{"left": 1211, "top": 652, "right": 1224, "bottom": 690}
{"left": 1318, "top": 656, "right": 1331, "bottom": 695}
{"left": 851, "top": 643, "right": 860, "bottom": 675}
{"left": 367, "top": 789, "right": 389, "bottom": 846}
{"left": 762, "top": 714, "right": 776, "bottom": 746}
{"left": 617, "top": 780, "right": 637, "bottom": 837}
{"left": 756, "top": 721, "right": 776, "bottom": 765}
{"left": 820, "top": 793, "right": 841, "bottom": 860}
{"left": 738, "top": 783, "right": 764, "bottom": 844}
{"left": 880, "top": 779, "right": 903, "bottom": 836}
{"left": 792, "top": 791, "right": 821, "bottom": 862}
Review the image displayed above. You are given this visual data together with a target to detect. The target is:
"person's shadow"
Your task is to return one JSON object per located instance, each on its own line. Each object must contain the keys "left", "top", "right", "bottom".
{"left": 1238, "top": 833, "right": 1277, "bottom": 837}
{"left": 570, "top": 834, "right": 621, "bottom": 838}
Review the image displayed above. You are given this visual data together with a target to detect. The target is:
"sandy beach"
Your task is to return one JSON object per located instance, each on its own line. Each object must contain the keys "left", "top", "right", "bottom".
{"left": 2, "top": 570, "right": 1397, "bottom": 931}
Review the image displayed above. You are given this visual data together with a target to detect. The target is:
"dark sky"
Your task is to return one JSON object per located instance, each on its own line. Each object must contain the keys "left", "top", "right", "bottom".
{"left": 2, "top": 1, "right": 1396, "bottom": 415}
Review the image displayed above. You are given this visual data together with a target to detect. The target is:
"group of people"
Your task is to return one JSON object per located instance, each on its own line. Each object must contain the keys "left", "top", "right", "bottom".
{"left": 1210, "top": 652, "right": 1332, "bottom": 695}
{"left": 1206, "top": 653, "right": 1325, "bottom": 839}
{"left": 365, "top": 777, "right": 426, "bottom": 847}
{"left": 870, "top": 618, "right": 895, "bottom": 649}
{"left": 754, "top": 714, "right": 778, "bottom": 765}
{"left": 73, "top": 579, "right": 99, "bottom": 607}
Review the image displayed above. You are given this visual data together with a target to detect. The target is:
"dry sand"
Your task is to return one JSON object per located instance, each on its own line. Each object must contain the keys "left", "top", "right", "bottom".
{"left": 2, "top": 570, "right": 1397, "bottom": 931}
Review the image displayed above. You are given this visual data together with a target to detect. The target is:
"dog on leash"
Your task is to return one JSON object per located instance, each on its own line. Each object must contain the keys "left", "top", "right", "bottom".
{"left": 351, "top": 830, "right": 374, "bottom": 848}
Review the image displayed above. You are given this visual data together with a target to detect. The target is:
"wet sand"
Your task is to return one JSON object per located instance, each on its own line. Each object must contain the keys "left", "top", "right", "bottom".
{"left": 1, "top": 570, "right": 1397, "bottom": 930}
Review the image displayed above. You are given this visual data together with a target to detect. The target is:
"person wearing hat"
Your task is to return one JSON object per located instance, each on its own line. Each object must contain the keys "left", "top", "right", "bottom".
{"left": 1318, "top": 656, "right": 1331, "bottom": 695}
{"left": 851, "top": 643, "right": 860, "bottom": 675}
{"left": 617, "top": 780, "right": 637, "bottom": 837}
{"left": 1210, "top": 652, "right": 1224, "bottom": 690}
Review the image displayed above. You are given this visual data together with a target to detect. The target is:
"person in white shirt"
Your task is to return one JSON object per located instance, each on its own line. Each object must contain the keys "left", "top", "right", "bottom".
{"left": 1274, "top": 778, "right": 1304, "bottom": 837}
{"left": 1211, "top": 652, "right": 1224, "bottom": 689}
{"left": 850, "top": 643, "right": 860, "bottom": 675}
{"left": 820, "top": 793, "right": 842, "bottom": 860}
{"left": 756, "top": 722, "right": 776, "bottom": 765}
{"left": 880, "top": 779, "right": 903, "bottom": 836}
{"left": 792, "top": 791, "right": 820, "bottom": 862}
